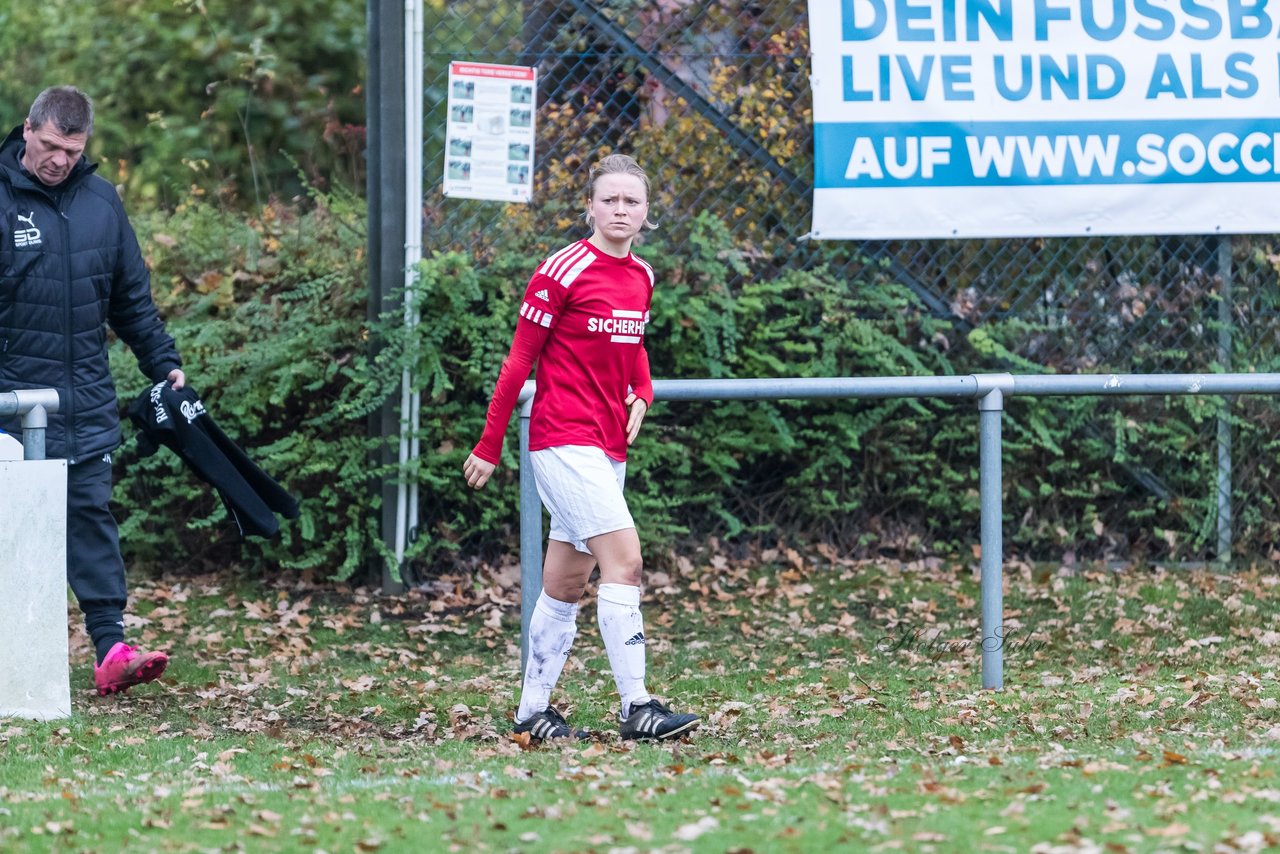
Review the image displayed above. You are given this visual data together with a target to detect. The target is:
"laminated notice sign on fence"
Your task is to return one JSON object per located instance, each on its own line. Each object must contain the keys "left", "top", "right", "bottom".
{"left": 807, "top": 1, "right": 1280, "bottom": 240}
{"left": 443, "top": 61, "right": 536, "bottom": 203}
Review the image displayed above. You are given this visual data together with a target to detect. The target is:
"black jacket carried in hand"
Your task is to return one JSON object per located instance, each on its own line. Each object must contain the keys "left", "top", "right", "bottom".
{"left": 129, "top": 381, "right": 299, "bottom": 538}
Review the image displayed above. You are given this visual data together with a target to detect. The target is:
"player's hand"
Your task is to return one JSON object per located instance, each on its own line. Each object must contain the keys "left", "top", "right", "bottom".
{"left": 624, "top": 393, "right": 647, "bottom": 445}
{"left": 167, "top": 368, "right": 186, "bottom": 390}
{"left": 463, "top": 452, "right": 496, "bottom": 489}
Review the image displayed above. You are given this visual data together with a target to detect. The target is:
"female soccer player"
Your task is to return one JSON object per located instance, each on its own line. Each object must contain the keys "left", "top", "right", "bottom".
{"left": 463, "top": 153, "right": 699, "bottom": 742}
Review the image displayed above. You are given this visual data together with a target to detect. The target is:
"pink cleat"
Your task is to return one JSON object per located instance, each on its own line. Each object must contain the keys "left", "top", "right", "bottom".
{"left": 93, "top": 642, "right": 169, "bottom": 696}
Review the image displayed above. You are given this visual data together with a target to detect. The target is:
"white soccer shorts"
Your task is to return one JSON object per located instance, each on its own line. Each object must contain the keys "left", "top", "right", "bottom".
{"left": 529, "top": 445, "right": 634, "bottom": 554}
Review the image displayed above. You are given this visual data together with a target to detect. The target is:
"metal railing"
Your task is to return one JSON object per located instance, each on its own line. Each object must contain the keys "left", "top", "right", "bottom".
{"left": 0, "top": 390, "right": 59, "bottom": 461}
{"left": 515, "top": 373, "right": 1280, "bottom": 690}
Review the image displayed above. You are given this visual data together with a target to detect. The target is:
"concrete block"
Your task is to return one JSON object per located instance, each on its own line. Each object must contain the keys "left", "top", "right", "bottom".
{"left": 0, "top": 459, "right": 70, "bottom": 720}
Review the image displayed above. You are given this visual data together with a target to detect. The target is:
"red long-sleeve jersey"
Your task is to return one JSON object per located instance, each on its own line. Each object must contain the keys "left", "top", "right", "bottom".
{"left": 472, "top": 239, "right": 655, "bottom": 465}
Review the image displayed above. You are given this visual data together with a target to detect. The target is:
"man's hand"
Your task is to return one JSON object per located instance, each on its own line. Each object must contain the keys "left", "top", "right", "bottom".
{"left": 463, "top": 452, "right": 496, "bottom": 489}
{"left": 167, "top": 368, "right": 186, "bottom": 390}
{"left": 624, "top": 393, "right": 648, "bottom": 445}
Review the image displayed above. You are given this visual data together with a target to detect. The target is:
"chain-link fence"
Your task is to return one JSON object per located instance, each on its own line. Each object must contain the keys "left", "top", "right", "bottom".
{"left": 419, "top": 0, "right": 1280, "bottom": 563}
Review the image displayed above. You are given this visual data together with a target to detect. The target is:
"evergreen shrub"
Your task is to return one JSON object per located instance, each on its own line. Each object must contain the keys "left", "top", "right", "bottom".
{"left": 111, "top": 188, "right": 385, "bottom": 580}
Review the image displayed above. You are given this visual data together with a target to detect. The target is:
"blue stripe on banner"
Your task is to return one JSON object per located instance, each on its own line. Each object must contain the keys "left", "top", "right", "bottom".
{"left": 814, "top": 118, "right": 1280, "bottom": 188}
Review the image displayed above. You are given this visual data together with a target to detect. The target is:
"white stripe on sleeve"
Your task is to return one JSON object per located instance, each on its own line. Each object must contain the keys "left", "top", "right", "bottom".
{"left": 546, "top": 244, "right": 589, "bottom": 281}
{"left": 560, "top": 252, "right": 595, "bottom": 287}
{"left": 537, "top": 243, "right": 579, "bottom": 277}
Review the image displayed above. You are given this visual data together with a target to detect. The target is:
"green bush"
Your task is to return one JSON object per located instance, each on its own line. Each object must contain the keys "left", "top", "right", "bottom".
{"left": 112, "top": 188, "right": 385, "bottom": 580}
{"left": 0, "top": 0, "right": 365, "bottom": 209}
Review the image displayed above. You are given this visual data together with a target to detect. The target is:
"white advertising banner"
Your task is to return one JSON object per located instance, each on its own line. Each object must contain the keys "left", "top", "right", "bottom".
{"left": 808, "top": 1, "right": 1280, "bottom": 239}
{"left": 443, "top": 61, "right": 537, "bottom": 203}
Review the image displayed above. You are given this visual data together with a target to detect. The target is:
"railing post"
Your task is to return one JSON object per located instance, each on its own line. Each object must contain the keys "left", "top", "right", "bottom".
{"left": 22, "top": 404, "right": 48, "bottom": 461}
{"left": 518, "top": 396, "right": 542, "bottom": 673}
{"left": 0, "top": 389, "right": 59, "bottom": 460}
{"left": 1216, "top": 235, "right": 1233, "bottom": 562}
{"left": 975, "top": 374, "right": 1013, "bottom": 690}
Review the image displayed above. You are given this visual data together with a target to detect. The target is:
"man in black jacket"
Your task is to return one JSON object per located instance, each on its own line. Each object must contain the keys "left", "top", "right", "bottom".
{"left": 1, "top": 86, "right": 185, "bottom": 696}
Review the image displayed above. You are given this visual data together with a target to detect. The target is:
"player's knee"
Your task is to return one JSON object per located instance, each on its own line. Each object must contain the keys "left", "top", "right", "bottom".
{"left": 614, "top": 555, "right": 643, "bottom": 587}
{"left": 545, "top": 579, "right": 586, "bottom": 603}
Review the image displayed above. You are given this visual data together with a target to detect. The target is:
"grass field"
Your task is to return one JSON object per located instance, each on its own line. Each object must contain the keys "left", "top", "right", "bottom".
{"left": 2, "top": 546, "right": 1279, "bottom": 852}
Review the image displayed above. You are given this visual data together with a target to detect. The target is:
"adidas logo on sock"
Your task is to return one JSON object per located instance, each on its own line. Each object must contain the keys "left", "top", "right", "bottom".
{"left": 624, "top": 632, "right": 646, "bottom": 646}
{"left": 534, "top": 288, "right": 550, "bottom": 301}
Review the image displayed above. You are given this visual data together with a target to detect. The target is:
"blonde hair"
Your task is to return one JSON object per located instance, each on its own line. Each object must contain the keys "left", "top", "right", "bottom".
{"left": 584, "top": 153, "right": 658, "bottom": 231}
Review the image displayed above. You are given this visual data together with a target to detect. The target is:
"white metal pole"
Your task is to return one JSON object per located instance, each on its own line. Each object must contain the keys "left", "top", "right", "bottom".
{"left": 395, "top": 0, "right": 424, "bottom": 571}
{"left": 407, "top": 0, "right": 425, "bottom": 556}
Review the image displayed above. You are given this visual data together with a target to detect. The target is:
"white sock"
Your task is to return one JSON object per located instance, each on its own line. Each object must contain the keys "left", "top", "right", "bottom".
{"left": 515, "top": 591, "right": 578, "bottom": 723}
{"left": 597, "top": 583, "right": 650, "bottom": 719}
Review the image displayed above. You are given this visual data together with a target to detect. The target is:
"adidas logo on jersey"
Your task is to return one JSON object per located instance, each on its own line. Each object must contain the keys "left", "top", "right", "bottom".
{"left": 534, "top": 288, "right": 550, "bottom": 301}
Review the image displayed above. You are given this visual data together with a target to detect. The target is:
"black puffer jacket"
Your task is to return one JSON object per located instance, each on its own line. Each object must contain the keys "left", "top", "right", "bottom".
{"left": 0, "top": 125, "right": 180, "bottom": 462}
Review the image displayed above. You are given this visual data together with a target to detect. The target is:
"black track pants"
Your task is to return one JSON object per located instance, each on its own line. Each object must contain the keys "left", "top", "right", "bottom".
{"left": 66, "top": 454, "right": 127, "bottom": 647}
